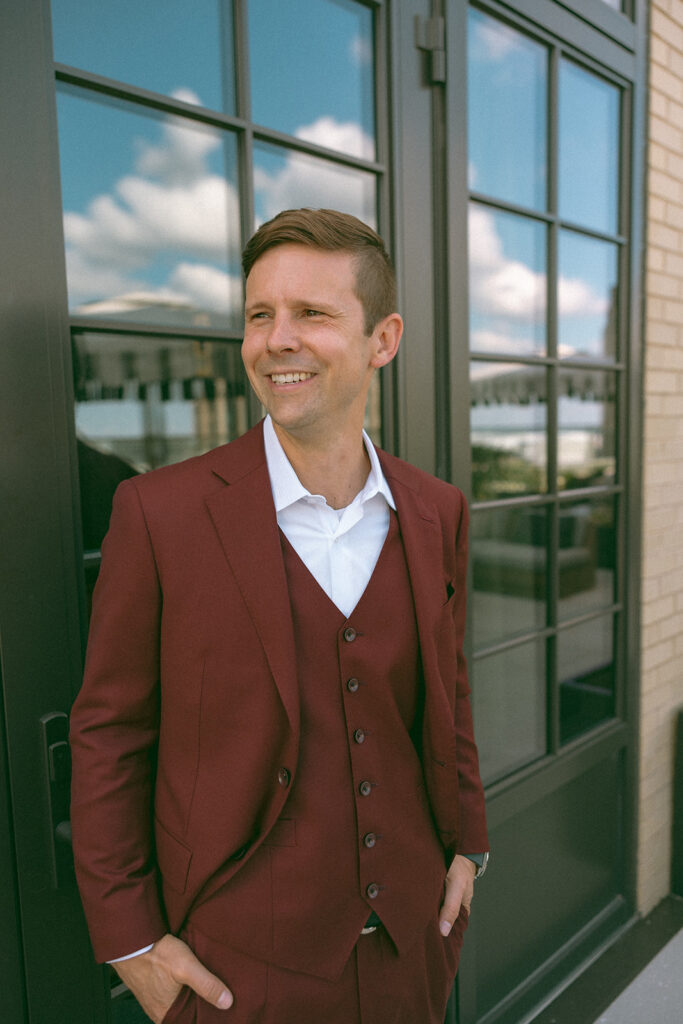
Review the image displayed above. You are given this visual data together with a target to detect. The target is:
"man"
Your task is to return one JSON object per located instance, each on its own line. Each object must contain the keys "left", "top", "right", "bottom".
{"left": 70, "top": 208, "right": 489, "bottom": 1024}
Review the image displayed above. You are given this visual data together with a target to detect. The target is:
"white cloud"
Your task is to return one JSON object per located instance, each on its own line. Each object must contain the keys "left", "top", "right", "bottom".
{"left": 295, "top": 116, "right": 375, "bottom": 160}
{"left": 63, "top": 106, "right": 240, "bottom": 313}
{"left": 350, "top": 34, "right": 373, "bottom": 66}
{"left": 469, "top": 206, "right": 608, "bottom": 323}
{"left": 474, "top": 18, "right": 523, "bottom": 62}
{"left": 168, "top": 263, "right": 243, "bottom": 314}
{"left": 254, "top": 118, "right": 376, "bottom": 226}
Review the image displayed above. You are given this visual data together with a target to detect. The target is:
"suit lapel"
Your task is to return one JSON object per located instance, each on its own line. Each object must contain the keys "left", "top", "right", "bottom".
{"left": 204, "top": 427, "right": 299, "bottom": 734}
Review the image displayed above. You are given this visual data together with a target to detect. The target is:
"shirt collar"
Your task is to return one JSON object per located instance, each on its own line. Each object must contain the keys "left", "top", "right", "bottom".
{"left": 262, "top": 414, "right": 396, "bottom": 514}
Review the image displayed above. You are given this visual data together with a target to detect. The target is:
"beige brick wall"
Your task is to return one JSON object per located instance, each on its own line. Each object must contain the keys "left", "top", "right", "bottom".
{"left": 640, "top": 0, "right": 683, "bottom": 914}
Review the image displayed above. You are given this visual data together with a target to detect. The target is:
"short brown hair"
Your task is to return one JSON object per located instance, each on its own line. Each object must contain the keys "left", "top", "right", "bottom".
{"left": 242, "top": 208, "right": 397, "bottom": 335}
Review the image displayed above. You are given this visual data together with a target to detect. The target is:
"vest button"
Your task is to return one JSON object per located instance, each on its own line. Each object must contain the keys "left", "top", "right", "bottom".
{"left": 353, "top": 728, "right": 366, "bottom": 744}
{"left": 343, "top": 627, "right": 357, "bottom": 643}
{"left": 359, "top": 780, "right": 372, "bottom": 797}
{"left": 277, "top": 767, "right": 291, "bottom": 787}
{"left": 366, "top": 882, "right": 380, "bottom": 900}
{"left": 347, "top": 677, "right": 360, "bottom": 693}
{"left": 363, "top": 832, "right": 377, "bottom": 848}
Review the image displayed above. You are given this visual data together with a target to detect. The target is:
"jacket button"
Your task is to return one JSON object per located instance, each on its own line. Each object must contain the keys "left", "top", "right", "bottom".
{"left": 353, "top": 728, "right": 366, "bottom": 744}
{"left": 347, "top": 677, "right": 360, "bottom": 693}
{"left": 343, "top": 627, "right": 357, "bottom": 643}
{"left": 363, "top": 832, "right": 377, "bottom": 848}
{"left": 277, "top": 767, "right": 291, "bottom": 787}
{"left": 359, "top": 780, "right": 372, "bottom": 797}
{"left": 366, "top": 883, "right": 380, "bottom": 899}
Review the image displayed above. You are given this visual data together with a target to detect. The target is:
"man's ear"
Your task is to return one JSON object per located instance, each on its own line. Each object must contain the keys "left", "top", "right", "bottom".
{"left": 370, "top": 313, "right": 403, "bottom": 369}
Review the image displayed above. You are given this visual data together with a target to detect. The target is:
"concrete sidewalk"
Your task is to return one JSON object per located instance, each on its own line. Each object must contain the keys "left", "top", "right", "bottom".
{"left": 592, "top": 926, "right": 683, "bottom": 1024}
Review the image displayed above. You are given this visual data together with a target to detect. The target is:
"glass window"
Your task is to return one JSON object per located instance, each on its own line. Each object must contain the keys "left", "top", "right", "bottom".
{"left": 558, "top": 496, "right": 616, "bottom": 620}
{"left": 557, "top": 369, "right": 616, "bottom": 490}
{"left": 558, "top": 615, "right": 615, "bottom": 743}
{"left": 254, "top": 141, "right": 377, "bottom": 228}
{"left": 56, "top": 88, "right": 242, "bottom": 330}
{"left": 469, "top": 206, "right": 547, "bottom": 357}
{"left": 467, "top": 8, "right": 547, "bottom": 210}
{"left": 559, "top": 232, "right": 618, "bottom": 361}
{"left": 559, "top": 61, "right": 620, "bottom": 234}
{"left": 472, "top": 506, "right": 547, "bottom": 650}
{"left": 472, "top": 639, "right": 547, "bottom": 784}
{"left": 248, "top": 0, "right": 375, "bottom": 160}
{"left": 73, "top": 332, "right": 248, "bottom": 521}
{"left": 51, "top": 0, "right": 235, "bottom": 113}
{"left": 471, "top": 362, "right": 547, "bottom": 501}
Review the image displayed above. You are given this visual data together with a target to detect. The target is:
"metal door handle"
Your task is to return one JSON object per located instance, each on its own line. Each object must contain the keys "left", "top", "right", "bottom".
{"left": 40, "top": 711, "right": 73, "bottom": 887}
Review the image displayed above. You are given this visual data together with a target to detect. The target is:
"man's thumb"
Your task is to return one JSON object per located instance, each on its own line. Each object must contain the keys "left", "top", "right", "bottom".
{"left": 185, "top": 959, "right": 233, "bottom": 1010}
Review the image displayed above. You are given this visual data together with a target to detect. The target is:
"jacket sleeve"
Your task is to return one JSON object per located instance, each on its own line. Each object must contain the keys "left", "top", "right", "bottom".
{"left": 451, "top": 495, "right": 490, "bottom": 856}
{"left": 69, "top": 478, "right": 168, "bottom": 962}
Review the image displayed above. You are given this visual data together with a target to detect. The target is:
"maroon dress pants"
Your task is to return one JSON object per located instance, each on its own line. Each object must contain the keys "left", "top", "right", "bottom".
{"left": 161, "top": 907, "right": 468, "bottom": 1024}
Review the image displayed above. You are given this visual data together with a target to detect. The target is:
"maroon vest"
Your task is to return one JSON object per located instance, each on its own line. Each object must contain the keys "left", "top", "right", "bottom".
{"left": 191, "top": 513, "right": 447, "bottom": 980}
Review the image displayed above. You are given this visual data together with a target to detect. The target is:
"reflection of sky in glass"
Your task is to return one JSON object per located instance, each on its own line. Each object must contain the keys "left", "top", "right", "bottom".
{"left": 558, "top": 370, "right": 616, "bottom": 489}
{"left": 56, "top": 88, "right": 242, "bottom": 329}
{"left": 51, "top": 0, "right": 234, "bottom": 113}
{"left": 254, "top": 141, "right": 376, "bottom": 228}
{"left": 467, "top": 8, "right": 546, "bottom": 210}
{"left": 249, "top": 0, "right": 375, "bottom": 159}
{"left": 559, "top": 232, "right": 618, "bottom": 360}
{"left": 469, "top": 205, "right": 546, "bottom": 356}
{"left": 559, "top": 61, "right": 620, "bottom": 234}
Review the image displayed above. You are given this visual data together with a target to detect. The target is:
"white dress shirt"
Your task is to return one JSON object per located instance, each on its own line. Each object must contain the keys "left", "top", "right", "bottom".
{"left": 110, "top": 418, "right": 394, "bottom": 963}
{"left": 263, "top": 415, "right": 395, "bottom": 616}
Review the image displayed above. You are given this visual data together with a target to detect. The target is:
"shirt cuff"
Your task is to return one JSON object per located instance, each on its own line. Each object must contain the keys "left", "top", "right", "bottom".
{"left": 108, "top": 943, "right": 154, "bottom": 964}
{"left": 463, "top": 853, "right": 486, "bottom": 868}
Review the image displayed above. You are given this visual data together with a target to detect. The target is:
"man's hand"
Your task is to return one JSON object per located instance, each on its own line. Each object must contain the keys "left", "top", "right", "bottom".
{"left": 112, "top": 933, "right": 233, "bottom": 1023}
{"left": 439, "top": 854, "right": 476, "bottom": 937}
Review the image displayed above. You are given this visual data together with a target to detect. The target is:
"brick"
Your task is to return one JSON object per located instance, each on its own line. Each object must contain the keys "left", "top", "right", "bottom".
{"left": 651, "top": 62, "right": 683, "bottom": 103}
{"left": 647, "top": 273, "right": 680, "bottom": 299}
{"left": 649, "top": 169, "right": 681, "bottom": 202}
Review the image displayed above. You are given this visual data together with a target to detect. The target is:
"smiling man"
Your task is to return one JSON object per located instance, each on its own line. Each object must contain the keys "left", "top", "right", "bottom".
{"left": 70, "top": 208, "right": 489, "bottom": 1024}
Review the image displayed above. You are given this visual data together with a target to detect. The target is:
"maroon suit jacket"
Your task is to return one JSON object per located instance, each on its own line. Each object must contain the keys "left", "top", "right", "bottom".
{"left": 69, "top": 421, "right": 488, "bottom": 963}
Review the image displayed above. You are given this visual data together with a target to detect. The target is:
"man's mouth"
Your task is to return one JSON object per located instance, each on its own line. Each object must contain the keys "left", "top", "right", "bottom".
{"left": 269, "top": 372, "right": 315, "bottom": 384}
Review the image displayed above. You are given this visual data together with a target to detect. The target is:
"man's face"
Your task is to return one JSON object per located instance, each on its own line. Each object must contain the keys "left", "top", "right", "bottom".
{"left": 242, "top": 244, "right": 387, "bottom": 442}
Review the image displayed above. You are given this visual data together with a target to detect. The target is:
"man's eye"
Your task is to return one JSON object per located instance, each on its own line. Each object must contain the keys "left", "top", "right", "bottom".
{"left": 303, "top": 309, "right": 324, "bottom": 318}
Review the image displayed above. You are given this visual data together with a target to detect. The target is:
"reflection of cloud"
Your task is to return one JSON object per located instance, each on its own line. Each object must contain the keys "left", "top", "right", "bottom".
{"left": 168, "top": 263, "right": 242, "bottom": 314}
{"left": 295, "top": 116, "right": 374, "bottom": 159}
{"left": 469, "top": 206, "right": 607, "bottom": 322}
{"left": 474, "top": 17, "right": 523, "bottom": 61}
{"left": 469, "top": 206, "right": 545, "bottom": 319}
{"left": 63, "top": 91, "right": 240, "bottom": 315}
{"left": 255, "top": 117, "right": 375, "bottom": 226}
{"left": 350, "top": 34, "right": 373, "bottom": 66}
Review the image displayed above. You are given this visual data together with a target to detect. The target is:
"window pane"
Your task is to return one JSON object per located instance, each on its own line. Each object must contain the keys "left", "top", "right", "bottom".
{"left": 471, "top": 362, "right": 547, "bottom": 501}
{"left": 559, "top": 62, "right": 620, "bottom": 234}
{"left": 468, "top": 8, "right": 547, "bottom": 210}
{"left": 254, "top": 141, "right": 377, "bottom": 228}
{"left": 558, "top": 370, "right": 616, "bottom": 490}
{"left": 469, "top": 205, "right": 547, "bottom": 357}
{"left": 558, "top": 497, "right": 616, "bottom": 621}
{"left": 559, "top": 616, "right": 615, "bottom": 743}
{"left": 472, "top": 640, "right": 547, "bottom": 784}
{"left": 57, "top": 88, "right": 242, "bottom": 330}
{"left": 248, "top": 0, "right": 375, "bottom": 160}
{"left": 559, "top": 232, "right": 618, "bottom": 361}
{"left": 74, "top": 332, "right": 248, "bottom": 547}
{"left": 472, "top": 506, "right": 547, "bottom": 650}
{"left": 51, "top": 0, "right": 234, "bottom": 114}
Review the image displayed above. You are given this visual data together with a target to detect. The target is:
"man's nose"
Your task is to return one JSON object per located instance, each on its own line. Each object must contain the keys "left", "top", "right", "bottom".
{"left": 266, "top": 315, "right": 301, "bottom": 353}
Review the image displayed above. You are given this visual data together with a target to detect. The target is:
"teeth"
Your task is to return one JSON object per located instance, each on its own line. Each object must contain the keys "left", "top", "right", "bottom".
{"left": 270, "top": 372, "right": 314, "bottom": 384}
